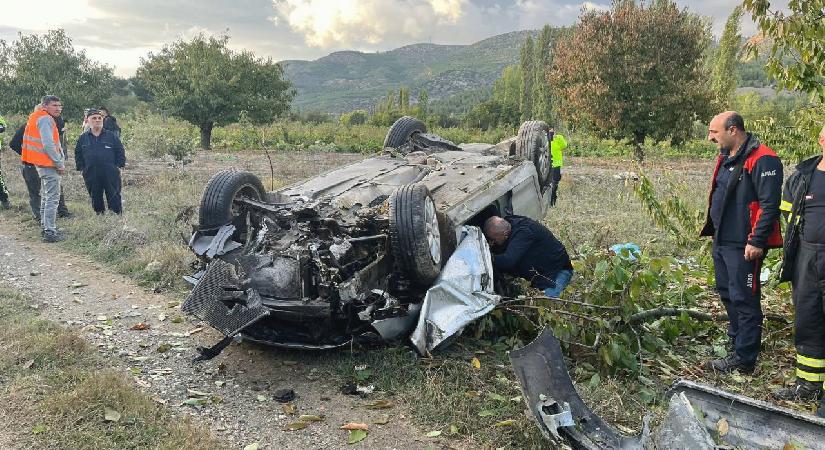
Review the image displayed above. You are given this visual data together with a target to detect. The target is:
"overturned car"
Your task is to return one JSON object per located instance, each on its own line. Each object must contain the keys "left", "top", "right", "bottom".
{"left": 182, "top": 117, "right": 554, "bottom": 355}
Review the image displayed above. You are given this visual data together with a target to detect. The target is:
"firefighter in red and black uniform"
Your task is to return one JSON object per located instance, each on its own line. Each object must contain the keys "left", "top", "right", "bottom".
{"left": 772, "top": 125, "right": 825, "bottom": 417}
{"left": 701, "top": 111, "right": 783, "bottom": 374}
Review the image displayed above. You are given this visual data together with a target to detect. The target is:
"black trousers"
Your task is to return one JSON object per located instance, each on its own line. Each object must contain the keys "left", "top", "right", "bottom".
{"left": 712, "top": 244, "right": 764, "bottom": 365}
{"left": 790, "top": 241, "right": 825, "bottom": 383}
{"left": 550, "top": 167, "right": 562, "bottom": 206}
{"left": 20, "top": 163, "right": 68, "bottom": 219}
{"left": 0, "top": 157, "right": 8, "bottom": 203}
{"left": 82, "top": 165, "right": 122, "bottom": 214}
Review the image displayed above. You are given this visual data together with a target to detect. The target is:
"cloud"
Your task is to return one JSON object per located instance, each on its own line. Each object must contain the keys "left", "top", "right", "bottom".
{"left": 428, "top": 0, "right": 468, "bottom": 22}
{"left": 275, "top": 0, "right": 469, "bottom": 48}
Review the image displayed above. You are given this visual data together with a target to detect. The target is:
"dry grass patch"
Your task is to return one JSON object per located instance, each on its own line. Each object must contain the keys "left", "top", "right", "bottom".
{"left": 0, "top": 289, "right": 226, "bottom": 449}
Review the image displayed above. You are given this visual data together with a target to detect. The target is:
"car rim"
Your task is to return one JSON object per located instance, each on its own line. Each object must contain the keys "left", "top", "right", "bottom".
{"left": 231, "top": 184, "right": 259, "bottom": 217}
{"left": 424, "top": 197, "right": 441, "bottom": 266}
{"left": 537, "top": 132, "right": 550, "bottom": 177}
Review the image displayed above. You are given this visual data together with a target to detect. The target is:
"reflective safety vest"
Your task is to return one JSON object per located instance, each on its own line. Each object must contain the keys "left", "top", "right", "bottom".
{"left": 22, "top": 110, "right": 59, "bottom": 167}
{"left": 550, "top": 133, "right": 567, "bottom": 168}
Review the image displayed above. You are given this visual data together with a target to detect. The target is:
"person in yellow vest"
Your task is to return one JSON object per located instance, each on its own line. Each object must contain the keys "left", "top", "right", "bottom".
{"left": 0, "top": 114, "right": 9, "bottom": 209}
{"left": 549, "top": 128, "right": 567, "bottom": 206}
{"left": 22, "top": 95, "right": 65, "bottom": 242}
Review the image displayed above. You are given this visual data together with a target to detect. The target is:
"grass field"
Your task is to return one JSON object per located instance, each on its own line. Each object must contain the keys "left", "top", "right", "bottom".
{"left": 0, "top": 144, "right": 812, "bottom": 448}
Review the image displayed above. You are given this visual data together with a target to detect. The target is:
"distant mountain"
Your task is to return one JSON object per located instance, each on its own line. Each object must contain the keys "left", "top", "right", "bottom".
{"left": 281, "top": 30, "right": 542, "bottom": 113}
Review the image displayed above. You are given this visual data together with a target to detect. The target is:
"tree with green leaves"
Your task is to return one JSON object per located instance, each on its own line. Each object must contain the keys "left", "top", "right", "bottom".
{"left": 416, "top": 90, "right": 429, "bottom": 120}
{"left": 532, "top": 25, "right": 554, "bottom": 123}
{"left": 519, "top": 36, "right": 535, "bottom": 121}
{"left": 711, "top": 6, "right": 743, "bottom": 108}
{"left": 0, "top": 30, "right": 114, "bottom": 119}
{"left": 136, "top": 34, "right": 293, "bottom": 149}
{"left": 743, "top": 0, "right": 825, "bottom": 102}
{"left": 550, "top": 0, "right": 713, "bottom": 150}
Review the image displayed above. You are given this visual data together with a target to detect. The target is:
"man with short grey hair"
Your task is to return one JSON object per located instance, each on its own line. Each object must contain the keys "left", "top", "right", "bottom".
{"left": 22, "top": 95, "right": 66, "bottom": 242}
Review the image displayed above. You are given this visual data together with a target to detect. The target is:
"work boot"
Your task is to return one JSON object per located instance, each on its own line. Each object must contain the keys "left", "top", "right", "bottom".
{"left": 706, "top": 353, "right": 755, "bottom": 374}
{"left": 42, "top": 230, "right": 65, "bottom": 243}
{"left": 772, "top": 379, "right": 823, "bottom": 401}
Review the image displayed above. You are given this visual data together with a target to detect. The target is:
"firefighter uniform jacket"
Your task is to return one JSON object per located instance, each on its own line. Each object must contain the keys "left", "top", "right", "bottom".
{"left": 700, "top": 133, "right": 783, "bottom": 249}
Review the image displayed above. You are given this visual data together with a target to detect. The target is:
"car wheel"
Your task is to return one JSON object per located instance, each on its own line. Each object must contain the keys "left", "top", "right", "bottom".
{"left": 198, "top": 169, "right": 266, "bottom": 239}
{"left": 389, "top": 183, "right": 442, "bottom": 286}
{"left": 384, "top": 116, "right": 426, "bottom": 149}
{"left": 516, "top": 120, "right": 552, "bottom": 186}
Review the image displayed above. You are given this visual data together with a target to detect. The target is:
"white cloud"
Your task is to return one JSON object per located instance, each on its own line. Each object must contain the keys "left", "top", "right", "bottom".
{"left": 274, "top": 0, "right": 468, "bottom": 48}
{"left": 0, "top": 0, "right": 104, "bottom": 31}
{"left": 428, "top": 0, "right": 467, "bottom": 22}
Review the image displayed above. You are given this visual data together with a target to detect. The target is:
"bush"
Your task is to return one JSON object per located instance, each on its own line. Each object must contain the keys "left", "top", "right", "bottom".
{"left": 340, "top": 110, "right": 368, "bottom": 127}
{"left": 121, "top": 114, "right": 196, "bottom": 160}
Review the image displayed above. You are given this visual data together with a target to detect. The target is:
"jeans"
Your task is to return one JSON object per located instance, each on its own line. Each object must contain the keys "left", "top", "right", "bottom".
{"left": 544, "top": 269, "right": 574, "bottom": 298}
{"left": 21, "top": 163, "right": 68, "bottom": 220}
{"left": 36, "top": 166, "right": 61, "bottom": 232}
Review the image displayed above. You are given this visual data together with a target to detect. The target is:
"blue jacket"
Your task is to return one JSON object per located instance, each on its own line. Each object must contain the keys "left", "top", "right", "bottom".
{"left": 491, "top": 215, "right": 573, "bottom": 290}
{"left": 75, "top": 129, "right": 126, "bottom": 172}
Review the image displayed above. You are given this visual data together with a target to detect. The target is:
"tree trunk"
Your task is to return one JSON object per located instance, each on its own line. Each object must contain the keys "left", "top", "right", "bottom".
{"left": 633, "top": 132, "right": 645, "bottom": 163}
{"left": 199, "top": 122, "right": 214, "bottom": 150}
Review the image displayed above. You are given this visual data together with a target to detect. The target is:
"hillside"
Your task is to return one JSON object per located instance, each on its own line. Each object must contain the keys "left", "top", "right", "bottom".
{"left": 281, "top": 30, "right": 543, "bottom": 113}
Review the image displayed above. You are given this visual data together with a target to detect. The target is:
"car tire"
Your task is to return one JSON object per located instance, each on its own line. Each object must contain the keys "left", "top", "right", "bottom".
{"left": 198, "top": 169, "right": 266, "bottom": 235}
{"left": 516, "top": 120, "right": 552, "bottom": 186}
{"left": 384, "top": 116, "right": 426, "bottom": 149}
{"left": 389, "top": 183, "right": 442, "bottom": 286}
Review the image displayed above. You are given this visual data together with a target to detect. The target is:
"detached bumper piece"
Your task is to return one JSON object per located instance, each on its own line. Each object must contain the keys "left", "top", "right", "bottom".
{"left": 182, "top": 259, "right": 270, "bottom": 359}
{"left": 509, "top": 327, "right": 825, "bottom": 449}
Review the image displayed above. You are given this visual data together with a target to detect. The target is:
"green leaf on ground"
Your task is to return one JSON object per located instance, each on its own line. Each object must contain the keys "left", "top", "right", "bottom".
{"left": 478, "top": 410, "right": 495, "bottom": 417}
{"left": 32, "top": 424, "right": 47, "bottom": 434}
{"left": 243, "top": 444, "right": 260, "bottom": 450}
{"left": 348, "top": 429, "right": 368, "bottom": 444}
{"left": 284, "top": 421, "right": 309, "bottom": 431}
{"left": 425, "top": 430, "right": 442, "bottom": 437}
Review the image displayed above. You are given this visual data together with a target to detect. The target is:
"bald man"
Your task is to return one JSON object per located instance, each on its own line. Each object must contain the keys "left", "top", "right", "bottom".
{"left": 700, "top": 111, "right": 783, "bottom": 374}
{"left": 773, "top": 125, "right": 825, "bottom": 415}
{"left": 483, "top": 215, "right": 573, "bottom": 297}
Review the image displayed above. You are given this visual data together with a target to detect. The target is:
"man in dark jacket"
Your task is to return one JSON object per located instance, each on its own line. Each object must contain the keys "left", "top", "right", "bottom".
{"left": 771, "top": 125, "right": 825, "bottom": 417}
{"left": 99, "top": 107, "right": 121, "bottom": 138}
{"left": 10, "top": 117, "right": 71, "bottom": 220}
{"left": 701, "top": 111, "right": 783, "bottom": 374}
{"left": 75, "top": 109, "right": 125, "bottom": 214}
{"left": 483, "top": 215, "right": 574, "bottom": 297}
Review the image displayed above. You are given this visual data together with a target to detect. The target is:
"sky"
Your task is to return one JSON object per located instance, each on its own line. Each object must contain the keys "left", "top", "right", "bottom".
{"left": 0, "top": 0, "right": 790, "bottom": 77}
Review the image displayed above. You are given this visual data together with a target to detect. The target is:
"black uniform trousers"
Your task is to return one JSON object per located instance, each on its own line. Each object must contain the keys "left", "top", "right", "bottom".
{"left": 550, "top": 167, "right": 562, "bottom": 206}
{"left": 82, "top": 165, "right": 122, "bottom": 214}
{"left": 0, "top": 157, "right": 9, "bottom": 203}
{"left": 791, "top": 241, "right": 825, "bottom": 383}
{"left": 20, "top": 163, "right": 69, "bottom": 220}
{"left": 713, "top": 244, "right": 764, "bottom": 365}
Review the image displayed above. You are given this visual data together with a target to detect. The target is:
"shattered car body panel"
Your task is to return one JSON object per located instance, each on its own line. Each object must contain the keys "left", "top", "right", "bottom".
{"left": 411, "top": 226, "right": 500, "bottom": 356}
{"left": 183, "top": 121, "right": 551, "bottom": 351}
{"left": 509, "top": 327, "right": 825, "bottom": 449}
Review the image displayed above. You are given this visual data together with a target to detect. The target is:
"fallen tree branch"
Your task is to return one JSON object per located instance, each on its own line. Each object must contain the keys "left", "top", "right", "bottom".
{"left": 500, "top": 296, "right": 621, "bottom": 311}
{"left": 627, "top": 307, "right": 790, "bottom": 326}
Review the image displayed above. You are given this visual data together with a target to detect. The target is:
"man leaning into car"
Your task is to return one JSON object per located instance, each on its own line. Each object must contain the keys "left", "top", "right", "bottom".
{"left": 483, "top": 215, "right": 573, "bottom": 297}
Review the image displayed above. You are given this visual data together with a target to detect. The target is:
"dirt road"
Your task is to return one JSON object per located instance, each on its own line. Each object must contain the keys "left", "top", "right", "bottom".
{"left": 0, "top": 217, "right": 436, "bottom": 450}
